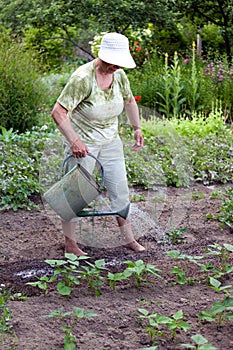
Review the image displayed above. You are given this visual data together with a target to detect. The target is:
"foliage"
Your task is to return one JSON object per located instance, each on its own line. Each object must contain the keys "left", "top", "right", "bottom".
{"left": 122, "top": 113, "right": 232, "bottom": 188}
{"left": 172, "top": 0, "right": 233, "bottom": 62}
{"left": 180, "top": 334, "right": 218, "bottom": 349}
{"left": 44, "top": 253, "right": 90, "bottom": 297}
{"left": 0, "top": 31, "right": 49, "bottom": 132}
{"left": 212, "top": 187, "right": 233, "bottom": 229}
{"left": 138, "top": 308, "right": 191, "bottom": 341}
{"left": 48, "top": 307, "right": 97, "bottom": 350}
{"left": 0, "top": 287, "right": 12, "bottom": 334}
{"left": 128, "top": 45, "right": 233, "bottom": 117}
{"left": 0, "top": 126, "right": 52, "bottom": 211}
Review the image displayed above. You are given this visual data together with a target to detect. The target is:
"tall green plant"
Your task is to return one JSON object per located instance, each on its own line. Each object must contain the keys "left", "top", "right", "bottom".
{"left": 0, "top": 31, "right": 49, "bottom": 132}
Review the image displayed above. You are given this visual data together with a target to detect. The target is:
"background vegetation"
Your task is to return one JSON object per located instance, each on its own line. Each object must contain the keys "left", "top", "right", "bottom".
{"left": 0, "top": 0, "right": 232, "bottom": 212}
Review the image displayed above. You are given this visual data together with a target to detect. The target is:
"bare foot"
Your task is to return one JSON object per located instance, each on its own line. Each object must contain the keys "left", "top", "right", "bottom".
{"left": 125, "top": 240, "right": 145, "bottom": 252}
{"left": 65, "top": 237, "right": 87, "bottom": 256}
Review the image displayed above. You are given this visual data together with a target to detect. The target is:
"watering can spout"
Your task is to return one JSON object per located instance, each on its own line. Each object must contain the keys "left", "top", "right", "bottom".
{"left": 76, "top": 203, "right": 130, "bottom": 220}
{"left": 116, "top": 203, "right": 130, "bottom": 219}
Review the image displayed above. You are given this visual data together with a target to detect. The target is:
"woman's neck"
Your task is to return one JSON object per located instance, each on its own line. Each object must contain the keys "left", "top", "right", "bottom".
{"left": 95, "top": 59, "right": 114, "bottom": 89}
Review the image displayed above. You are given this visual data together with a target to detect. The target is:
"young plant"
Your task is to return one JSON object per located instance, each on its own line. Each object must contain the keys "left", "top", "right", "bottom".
{"left": 180, "top": 334, "right": 218, "bottom": 349}
{"left": 26, "top": 275, "right": 57, "bottom": 296}
{"left": 138, "top": 308, "right": 191, "bottom": 342}
{"left": 124, "top": 260, "right": 162, "bottom": 288}
{"left": 206, "top": 243, "right": 233, "bottom": 277}
{"left": 165, "top": 228, "right": 187, "bottom": 244}
{"left": 166, "top": 250, "right": 202, "bottom": 285}
{"left": 198, "top": 297, "right": 233, "bottom": 326}
{"left": 47, "top": 307, "right": 97, "bottom": 350}
{"left": 79, "top": 259, "right": 106, "bottom": 296}
{"left": 0, "top": 287, "right": 12, "bottom": 334}
{"left": 196, "top": 276, "right": 233, "bottom": 327}
{"left": 44, "top": 253, "right": 89, "bottom": 296}
{"left": 107, "top": 269, "right": 132, "bottom": 291}
{"left": 171, "top": 266, "right": 195, "bottom": 285}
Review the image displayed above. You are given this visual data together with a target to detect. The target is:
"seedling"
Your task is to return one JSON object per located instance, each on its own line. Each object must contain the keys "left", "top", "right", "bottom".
{"left": 165, "top": 228, "right": 187, "bottom": 244}
{"left": 138, "top": 308, "right": 191, "bottom": 342}
{"left": 79, "top": 259, "right": 106, "bottom": 296}
{"left": 166, "top": 250, "right": 200, "bottom": 285}
{"left": 124, "top": 260, "right": 162, "bottom": 288}
{"left": 44, "top": 253, "right": 89, "bottom": 296}
{"left": 47, "top": 307, "right": 97, "bottom": 350}
{"left": 180, "top": 334, "right": 218, "bottom": 349}
{"left": 0, "top": 287, "right": 12, "bottom": 334}
{"left": 198, "top": 297, "right": 233, "bottom": 326}
{"left": 26, "top": 275, "right": 57, "bottom": 296}
{"left": 171, "top": 266, "right": 195, "bottom": 285}
{"left": 192, "top": 190, "right": 205, "bottom": 200}
{"left": 107, "top": 269, "right": 132, "bottom": 291}
{"left": 206, "top": 243, "right": 233, "bottom": 277}
{"left": 208, "top": 277, "right": 233, "bottom": 296}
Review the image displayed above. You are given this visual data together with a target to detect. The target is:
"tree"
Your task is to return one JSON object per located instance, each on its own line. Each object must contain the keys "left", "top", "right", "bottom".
{"left": 172, "top": 0, "right": 233, "bottom": 62}
{"left": 0, "top": 0, "right": 174, "bottom": 58}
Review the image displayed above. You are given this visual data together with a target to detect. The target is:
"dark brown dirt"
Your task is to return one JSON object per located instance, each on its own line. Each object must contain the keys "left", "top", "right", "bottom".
{"left": 0, "top": 184, "right": 232, "bottom": 350}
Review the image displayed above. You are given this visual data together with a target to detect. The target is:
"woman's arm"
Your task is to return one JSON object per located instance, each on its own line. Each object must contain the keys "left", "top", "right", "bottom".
{"left": 124, "top": 98, "right": 144, "bottom": 151}
{"left": 51, "top": 102, "right": 89, "bottom": 157}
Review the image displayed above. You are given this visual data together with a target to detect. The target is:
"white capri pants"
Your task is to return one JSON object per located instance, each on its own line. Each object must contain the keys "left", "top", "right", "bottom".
{"left": 65, "top": 135, "right": 130, "bottom": 212}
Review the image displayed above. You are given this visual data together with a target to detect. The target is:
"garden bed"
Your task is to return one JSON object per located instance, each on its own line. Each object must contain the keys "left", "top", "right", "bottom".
{"left": 0, "top": 183, "right": 232, "bottom": 350}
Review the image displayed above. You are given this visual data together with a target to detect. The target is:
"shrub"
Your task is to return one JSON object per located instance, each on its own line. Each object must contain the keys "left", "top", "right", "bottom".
{"left": 0, "top": 126, "right": 52, "bottom": 211}
{"left": 0, "top": 31, "right": 49, "bottom": 132}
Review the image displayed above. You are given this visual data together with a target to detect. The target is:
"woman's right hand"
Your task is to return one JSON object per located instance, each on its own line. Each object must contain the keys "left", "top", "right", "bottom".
{"left": 72, "top": 139, "right": 89, "bottom": 158}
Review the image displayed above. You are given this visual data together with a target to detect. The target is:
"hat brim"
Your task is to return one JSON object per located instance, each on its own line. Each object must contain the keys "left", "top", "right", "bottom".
{"left": 98, "top": 49, "right": 136, "bottom": 68}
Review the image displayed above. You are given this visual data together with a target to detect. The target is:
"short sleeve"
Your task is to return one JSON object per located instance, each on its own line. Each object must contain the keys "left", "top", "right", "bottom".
{"left": 57, "top": 74, "right": 91, "bottom": 112}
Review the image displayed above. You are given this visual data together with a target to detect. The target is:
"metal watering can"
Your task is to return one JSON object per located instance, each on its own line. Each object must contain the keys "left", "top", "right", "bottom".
{"left": 43, "top": 153, "right": 130, "bottom": 221}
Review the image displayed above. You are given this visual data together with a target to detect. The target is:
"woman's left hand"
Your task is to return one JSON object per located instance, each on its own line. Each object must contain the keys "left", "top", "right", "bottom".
{"left": 132, "top": 129, "right": 144, "bottom": 151}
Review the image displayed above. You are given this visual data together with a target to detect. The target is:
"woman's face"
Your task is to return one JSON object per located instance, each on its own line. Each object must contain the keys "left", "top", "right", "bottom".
{"left": 100, "top": 59, "right": 122, "bottom": 73}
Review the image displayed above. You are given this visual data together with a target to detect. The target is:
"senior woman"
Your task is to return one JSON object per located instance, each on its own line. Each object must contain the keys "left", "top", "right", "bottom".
{"left": 51, "top": 32, "right": 145, "bottom": 256}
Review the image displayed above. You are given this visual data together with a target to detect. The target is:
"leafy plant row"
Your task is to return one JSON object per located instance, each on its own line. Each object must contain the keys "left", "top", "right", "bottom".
{"left": 1, "top": 242, "right": 232, "bottom": 349}
{"left": 0, "top": 113, "right": 232, "bottom": 212}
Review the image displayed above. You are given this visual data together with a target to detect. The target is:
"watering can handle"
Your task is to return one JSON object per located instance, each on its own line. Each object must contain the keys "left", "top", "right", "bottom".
{"left": 58, "top": 153, "right": 105, "bottom": 187}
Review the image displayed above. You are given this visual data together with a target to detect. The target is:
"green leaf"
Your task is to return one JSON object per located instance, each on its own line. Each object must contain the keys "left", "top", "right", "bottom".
{"left": 56, "top": 282, "right": 72, "bottom": 296}
{"left": 223, "top": 243, "right": 233, "bottom": 252}
{"left": 155, "top": 314, "right": 172, "bottom": 324}
{"left": 191, "top": 334, "right": 208, "bottom": 345}
{"left": 173, "top": 309, "right": 183, "bottom": 320}
{"left": 138, "top": 308, "right": 149, "bottom": 316}
{"left": 209, "top": 277, "right": 221, "bottom": 288}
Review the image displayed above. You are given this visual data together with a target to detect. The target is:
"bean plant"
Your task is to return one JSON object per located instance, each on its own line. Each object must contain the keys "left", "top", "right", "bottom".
{"left": 138, "top": 308, "right": 191, "bottom": 342}
{"left": 47, "top": 307, "right": 97, "bottom": 350}
{"left": 180, "top": 334, "right": 218, "bottom": 350}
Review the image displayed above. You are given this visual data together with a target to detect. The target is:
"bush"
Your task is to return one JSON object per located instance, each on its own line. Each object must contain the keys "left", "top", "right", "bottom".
{"left": 0, "top": 31, "right": 49, "bottom": 132}
{"left": 0, "top": 126, "right": 52, "bottom": 211}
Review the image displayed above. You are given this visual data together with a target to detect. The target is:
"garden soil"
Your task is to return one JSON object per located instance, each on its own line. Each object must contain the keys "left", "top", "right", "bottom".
{"left": 0, "top": 183, "right": 232, "bottom": 350}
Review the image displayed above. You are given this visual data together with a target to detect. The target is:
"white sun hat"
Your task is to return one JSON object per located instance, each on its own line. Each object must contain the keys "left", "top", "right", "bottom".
{"left": 98, "top": 32, "right": 136, "bottom": 68}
